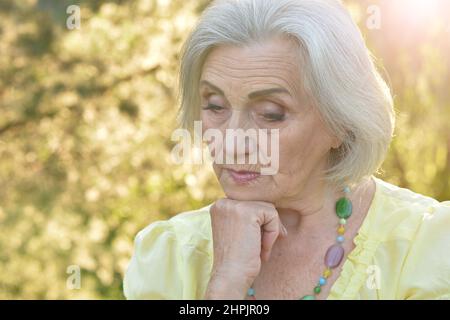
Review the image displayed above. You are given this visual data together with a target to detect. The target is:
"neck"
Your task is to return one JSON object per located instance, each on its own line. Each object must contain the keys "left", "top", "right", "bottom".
{"left": 276, "top": 180, "right": 341, "bottom": 233}
{"left": 275, "top": 176, "right": 373, "bottom": 234}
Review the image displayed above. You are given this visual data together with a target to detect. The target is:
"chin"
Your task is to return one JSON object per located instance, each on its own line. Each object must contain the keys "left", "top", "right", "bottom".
{"left": 220, "top": 182, "right": 275, "bottom": 202}
{"left": 224, "top": 189, "right": 261, "bottom": 201}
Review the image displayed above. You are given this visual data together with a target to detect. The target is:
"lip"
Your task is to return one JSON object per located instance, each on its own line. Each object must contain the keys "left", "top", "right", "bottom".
{"left": 226, "top": 168, "right": 261, "bottom": 184}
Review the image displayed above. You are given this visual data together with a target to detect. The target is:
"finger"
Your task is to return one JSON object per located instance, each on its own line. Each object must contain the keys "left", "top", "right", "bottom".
{"left": 259, "top": 209, "right": 281, "bottom": 262}
{"left": 253, "top": 201, "right": 287, "bottom": 238}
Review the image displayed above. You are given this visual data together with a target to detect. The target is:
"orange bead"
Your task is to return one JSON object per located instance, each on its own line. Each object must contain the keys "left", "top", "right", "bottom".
{"left": 338, "top": 226, "right": 345, "bottom": 234}
{"left": 323, "top": 268, "right": 332, "bottom": 278}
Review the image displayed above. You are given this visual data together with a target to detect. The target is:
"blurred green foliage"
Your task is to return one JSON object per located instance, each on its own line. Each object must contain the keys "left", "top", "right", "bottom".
{"left": 0, "top": 0, "right": 449, "bottom": 299}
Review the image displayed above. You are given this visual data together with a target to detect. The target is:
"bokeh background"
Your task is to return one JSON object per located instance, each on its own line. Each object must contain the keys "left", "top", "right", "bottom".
{"left": 0, "top": 0, "right": 449, "bottom": 299}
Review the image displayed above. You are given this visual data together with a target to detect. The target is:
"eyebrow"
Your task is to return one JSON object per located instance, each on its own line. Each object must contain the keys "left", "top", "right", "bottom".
{"left": 200, "top": 80, "right": 291, "bottom": 99}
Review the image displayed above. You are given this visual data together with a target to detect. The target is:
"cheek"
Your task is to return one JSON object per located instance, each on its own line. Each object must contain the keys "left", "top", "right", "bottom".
{"left": 276, "top": 119, "right": 333, "bottom": 172}
{"left": 276, "top": 131, "right": 307, "bottom": 176}
{"left": 201, "top": 111, "right": 218, "bottom": 138}
{"left": 200, "top": 111, "right": 210, "bottom": 128}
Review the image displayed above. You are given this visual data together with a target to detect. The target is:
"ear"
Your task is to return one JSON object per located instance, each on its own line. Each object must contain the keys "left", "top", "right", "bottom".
{"left": 330, "top": 136, "right": 343, "bottom": 150}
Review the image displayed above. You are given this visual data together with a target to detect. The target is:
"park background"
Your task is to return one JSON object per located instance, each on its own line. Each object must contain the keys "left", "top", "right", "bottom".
{"left": 0, "top": 0, "right": 449, "bottom": 299}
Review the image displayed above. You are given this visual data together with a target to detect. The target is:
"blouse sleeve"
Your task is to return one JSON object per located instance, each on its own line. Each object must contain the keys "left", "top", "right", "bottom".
{"left": 123, "top": 209, "right": 213, "bottom": 300}
{"left": 397, "top": 201, "right": 450, "bottom": 299}
{"left": 123, "top": 220, "right": 183, "bottom": 299}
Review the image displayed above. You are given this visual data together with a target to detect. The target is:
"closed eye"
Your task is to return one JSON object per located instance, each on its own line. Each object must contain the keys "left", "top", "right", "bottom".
{"left": 202, "top": 104, "right": 225, "bottom": 112}
{"left": 262, "top": 113, "right": 285, "bottom": 122}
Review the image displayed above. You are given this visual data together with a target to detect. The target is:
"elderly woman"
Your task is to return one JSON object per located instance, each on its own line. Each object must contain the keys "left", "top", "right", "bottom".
{"left": 123, "top": 0, "right": 450, "bottom": 299}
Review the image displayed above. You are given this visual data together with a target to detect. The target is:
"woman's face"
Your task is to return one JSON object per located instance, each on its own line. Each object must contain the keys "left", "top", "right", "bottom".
{"left": 200, "top": 36, "right": 340, "bottom": 207}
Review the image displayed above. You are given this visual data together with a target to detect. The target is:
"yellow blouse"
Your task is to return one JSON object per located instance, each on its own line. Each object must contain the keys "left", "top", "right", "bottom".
{"left": 123, "top": 176, "right": 450, "bottom": 299}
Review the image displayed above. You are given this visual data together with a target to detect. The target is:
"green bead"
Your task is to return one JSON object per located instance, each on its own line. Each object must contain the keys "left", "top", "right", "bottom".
{"left": 301, "top": 295, "right": 315, "bottom": 300}
{"left": 314, "top": 286, "right": 321, "bottom": 294}
{"left": 336, "top": 197, "right": 352, "bottom": 219}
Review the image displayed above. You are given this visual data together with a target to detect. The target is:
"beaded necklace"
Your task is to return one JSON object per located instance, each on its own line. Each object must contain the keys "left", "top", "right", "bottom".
{"left": 246, "top": 186, "right": 353, "bottom": 300}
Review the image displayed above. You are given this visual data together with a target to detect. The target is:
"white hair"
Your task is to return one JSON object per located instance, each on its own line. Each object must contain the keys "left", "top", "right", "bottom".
{"left": 177, "top": 0, "right": 395, "bottom": 189}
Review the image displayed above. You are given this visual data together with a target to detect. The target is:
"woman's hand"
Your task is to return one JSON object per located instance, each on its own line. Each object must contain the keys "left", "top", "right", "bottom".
{"left": 204, "top": 198, "right": 288, "bottom": 299}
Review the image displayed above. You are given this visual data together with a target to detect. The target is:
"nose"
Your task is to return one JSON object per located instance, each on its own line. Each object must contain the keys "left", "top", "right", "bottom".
{"left": 226, "top": 109, "right": 249, "bottom": 130}
{"left": 222, "top": 110, "right": 258, "bottom": 164}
